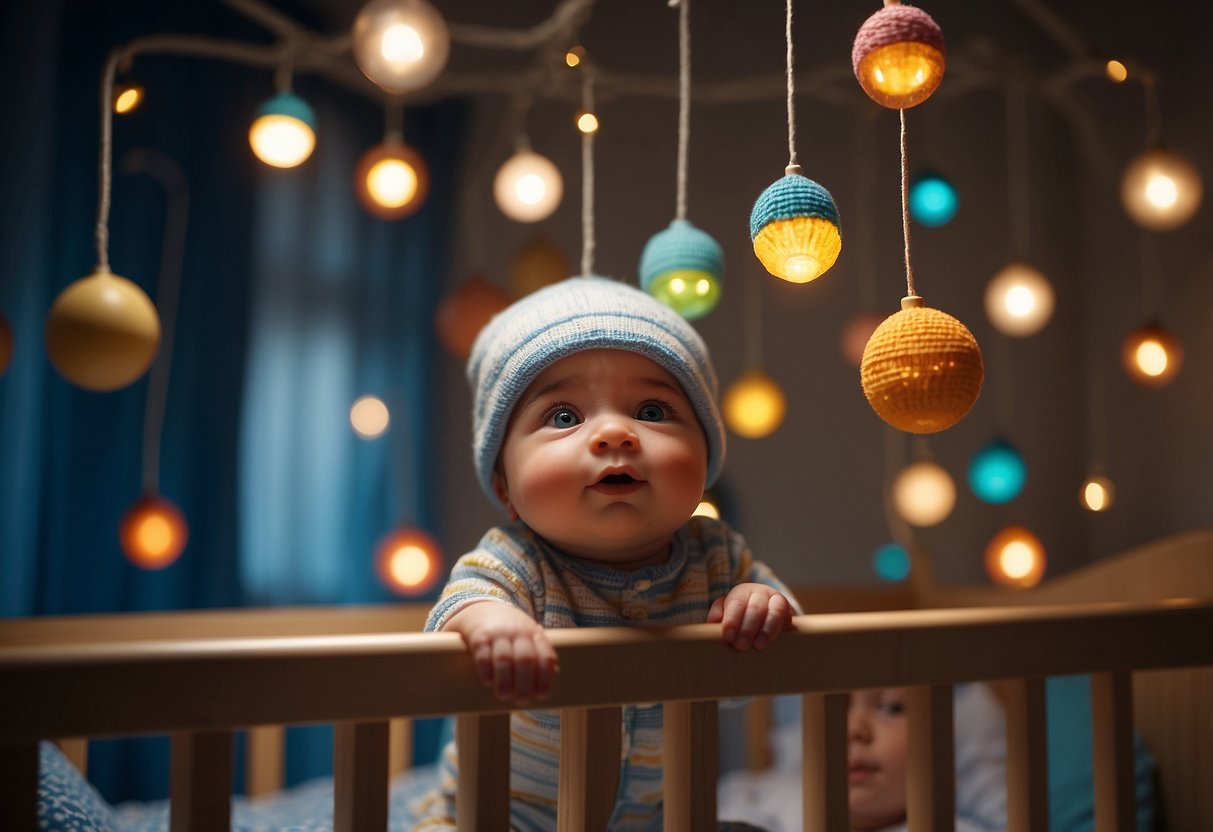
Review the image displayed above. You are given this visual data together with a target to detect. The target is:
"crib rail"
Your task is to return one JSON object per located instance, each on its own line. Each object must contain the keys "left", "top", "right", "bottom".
{"left": 3, "top": 597, "right": 1212, "bottom": 830}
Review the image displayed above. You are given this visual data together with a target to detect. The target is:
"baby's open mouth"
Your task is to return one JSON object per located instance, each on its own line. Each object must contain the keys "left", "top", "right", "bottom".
{"left": 599, "top": 473, "right": 637, "bottom": 485}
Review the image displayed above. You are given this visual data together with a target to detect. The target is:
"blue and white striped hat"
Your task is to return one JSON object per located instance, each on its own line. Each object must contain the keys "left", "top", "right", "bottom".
{"left": 467, "top": 276, "right": 726, "bottom": 509}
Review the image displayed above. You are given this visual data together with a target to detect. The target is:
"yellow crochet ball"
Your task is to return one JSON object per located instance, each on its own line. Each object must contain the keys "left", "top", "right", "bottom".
{"left": 860, "top": 296, "right": 983, "bottom": 433}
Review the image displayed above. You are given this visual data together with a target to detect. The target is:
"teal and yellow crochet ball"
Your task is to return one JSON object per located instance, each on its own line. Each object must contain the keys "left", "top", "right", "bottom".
{"left": 639, "top": 219, "right": 724, "bottom": 320}
{"left": 750, "top": 171, "right": 842, "bottom": 284}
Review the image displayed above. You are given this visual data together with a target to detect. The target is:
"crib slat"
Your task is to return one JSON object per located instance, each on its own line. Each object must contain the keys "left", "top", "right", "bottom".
{"left": 802, "top": 692, "right": 848, "bottom": 832}
{"left": 557, "top": 706, "right": 622, "bottom": 831}
{"left": 245, "top": 725, "right": 284, "bottom": 796}
{"left": 170, "top": 730, "right": 233, "bottom": 832}
{"left": 663, "top": 700, "right": 718, "bottom": 831}
{"left": 1091, "top": 671, "right": 1136, "bottom": 830}
{"left": 455, "top": 713, "right": 511, "bottom": 832}
{"left": 55, "top": 737, "right": 88, "bottom": 774}
{"left": 1002, "top": 677, "right": 1048, "bottom": 831}
{"left": 334, "top": 720, "right": 390, "bottom": 832}
{"left": 745, "top": 695, "right": 775, "bottom": 770}
{"left": 0, "top": 741, "right": 37, "bottom": 832}
{"left": 905, "top": 685, "right": 953, "bottom": 830}
{"left": 389, "top": 717, "right": 413, "bottom": 776}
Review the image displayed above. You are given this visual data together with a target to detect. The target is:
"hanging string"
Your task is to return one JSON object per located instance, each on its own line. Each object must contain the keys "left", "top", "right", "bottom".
{"left": 1007, "top": 81, "right": 1031, "bottom": 258}
{"left": 1138, "top": 231, "right": 1161, "bottom": 319}
{"left": 784, "top": 0, "right": 798, "bottom": 170}
{"left": 580, "top": 70, "right": 596, "bottom": 277}
{"left": 899, "top": 108, "right": 918, "bottom": 297}
{"left": 674, "top": 0, "right": 691, "bottom": 220}
{"left": 1141, "top": 69, "right": 1162, "bottom": 147}
{"left": 96, "top": 52, "right": 121, "bottom": 272}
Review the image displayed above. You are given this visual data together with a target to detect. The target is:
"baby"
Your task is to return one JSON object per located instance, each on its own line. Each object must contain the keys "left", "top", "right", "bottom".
{"left": 412, "top": 276, "right": 801, "bottom": 830}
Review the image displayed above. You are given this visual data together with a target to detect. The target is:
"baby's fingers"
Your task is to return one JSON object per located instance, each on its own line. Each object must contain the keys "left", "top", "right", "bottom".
{"left": 491, "top": 637, "right": 515, "bottom": 700}
{"left": 532, "top": 631, "right": 559, "bottom": 699}
{"left": 752, "top": 595, "right": 793, "bottom": 650}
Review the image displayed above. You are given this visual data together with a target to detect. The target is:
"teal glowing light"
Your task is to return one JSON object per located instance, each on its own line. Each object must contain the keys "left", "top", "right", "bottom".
{"left": 909, "top": 171, "right": 959, "bottom": 227}
{"left": 873, "top": 543, "right": 911, "bottom": 582}
{"left": 968, "top": 438, "right": 1027, "bottom": 504}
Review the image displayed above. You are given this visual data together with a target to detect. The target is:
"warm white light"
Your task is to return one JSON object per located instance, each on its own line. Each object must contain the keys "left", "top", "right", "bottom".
{"left": 493, "top": 150, "right": 563, "bottom": 222}
{"left": 388, "top": 544, "right": 432, "bottom": 586}
{"left": 1105, "top": 60, "right": 1128, "bottom": 83}
{"left": 985, "top": 262, "right": 1055, "bottom": 337}
{"left": 892, "top": 460, "right": 956, "bottom": 527}
{"left": 350, "top": 395, "right": 390, "bottom": 438}
{"left": 565, "top": 46, "right": 585, "bottom": 67}
{"left": 248, "top": 114, "right": 315, "bottom": 168}
{"left": 984, "top": 525, "right": 1047, "bottom": 588}
{"left": 1080, "top": 475, "right": 1115, "bottom": 512}
{"left": 782, "top": 254, "right": 820, "bottom": 283}
{"left": 1121, "top": 148, "right": 1203, "bottom": 231}
{"left": 374, "top": 527, "right": 443, "bottom": 595}
{"left": 366, "top": 158, "right": 418, "bottom": 208}
{"left": 723, "top": 371, "right": 787, "bottom": 439}
{"left": 999, "top": 541, "right": 1035, "bottom": 579}
{"left": 114, "top": 85, "right": 144, "bottom": 114}
{"left": 1122, "top": 324, "right": 1183, "bottom": 387}
{"left": 577, "top": 112, "right": 599, "bottom": 134}
{"left": 1135, "top": 340, "right": 1168, "bottom": 376}
{"left": 693, "top": 500, "right": 720, "bottom": 520}
{"left": 353, "top": 0, "right": 450, "bottom": 93}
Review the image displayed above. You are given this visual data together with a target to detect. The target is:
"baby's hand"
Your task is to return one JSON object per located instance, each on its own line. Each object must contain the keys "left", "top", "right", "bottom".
{"left": 442, "top": 602, "right": 559, "bottom": 705}
{"left": 707, "top": 584, "right": 795, "bottom": 651}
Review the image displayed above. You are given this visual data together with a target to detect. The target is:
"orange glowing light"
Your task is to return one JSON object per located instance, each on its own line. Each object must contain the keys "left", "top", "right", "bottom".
{"left": 119, "top": 494, "right": 188, "bottom": 569}
{"left": 374, "top": 527, "right": 443, "bottom": 595}
{"left": 984, "top": 525, "right": 1046, "bottom": 589}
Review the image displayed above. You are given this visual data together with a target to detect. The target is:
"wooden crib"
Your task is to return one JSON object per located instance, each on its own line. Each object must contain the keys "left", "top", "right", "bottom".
{"left": 2, "top": 529, "right": 1211, "bottom": 831}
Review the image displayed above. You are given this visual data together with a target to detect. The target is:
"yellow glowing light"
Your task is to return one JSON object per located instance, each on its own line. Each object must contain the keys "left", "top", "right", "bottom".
{"left": 374, "top": 527, "right": 443, "bottom": 595}
{"left": 984, "top": 525, "right": 1046, "bottom": 588}
{"left": 381, "top": 23, "right": 424, "bottom": 64}
{"left": 114, "top": 85, "right": 144, "bottom": 114}
{"left": 1122, "top": 324, "right": 1182, "bottom": 387}
{"left": 1136, "top": 340, "right": 1168, "bottom": 376}
{"left": 752, "top": 216, "right": 841, "bottom": 284}
{"left": 892, "top": 460, "right": 956, "bottom": 527}
{"left": 566, "top": 46, "right": 585, "bottom": 67}
{"left": 692, "top": 500, "right": 720, "bottom": 520}
{"left": 1121, "top": 148, "right": 1203, "bottom": 231}
{"left": 723, "top": 370, "right": 787, "bottom": 439}
{"left": 493, "top": 151, "right": 563, "bottom": 222}
{"left": 1144, "top": 174, "right": 1178, "bottom": 209}
{"left": 576, "top": 112, "right": 599, "bottom": 134}
{"left": 857, "top": 41, "right": 945, "bottom": 109}
{"left": 1080, "top": 475, "right": 1115, "bottom": 512}
{"left": 366, "top": 158, "right": 419, "bottom": 208}
{"left": 350, "top": 395, "right": 390, "bottom": 438}
{"left": 120, "top": 494, "right": 188, "bottom": 570}
{"left": 248, "top": 114, "right": 316, "bottom": 168}
{"left": 1105, "top": 60, "right": 1128, "bottom": 83}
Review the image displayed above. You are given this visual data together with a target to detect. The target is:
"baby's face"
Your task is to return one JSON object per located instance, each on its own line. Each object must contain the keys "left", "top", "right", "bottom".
{"left": 846, "top": 688, "right": 909, "bottom": 830}
{"left": 494, "top": 349, "right": 708, "bottom": 569}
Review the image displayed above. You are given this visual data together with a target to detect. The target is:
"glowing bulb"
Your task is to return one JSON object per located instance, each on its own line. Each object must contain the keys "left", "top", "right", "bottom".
{"left": 985, "top": 262, "right": 1055, "bottom": 337}
{"left": 984, "top": 525, "right": 1046, "bottom": 588}
{"left": 577, "top": 112, "right": 599, "bottom": 133}
{"left": 381, "top": 23, "right": 423, "bottom": 64}
{"left": 353, "top": 0, "right": 450, "bottom": 93}
{"left": 248, "top": 92, "right": 316, "bottom": 169}
{"left": 851, "top": 4, "right": 946, "bottom": 109}
{"left": 1122, "top": 324, "right": 1182, "bottom": 387}
{"left": 565, "top": 46, "right": 585, "bottom": 67}
{"left": 873, "top": 543, "right": 911, "bottom": 582}
{"left": 1080, "top": 475, "right": 1115, "bottom": 512}
{"left": 892, "top": 460, "right": 956, "bottom": 527}
{"left": 968, "top": 438, "right": 1027, "bottom": 504}
{"left": 113, "top": 84, "right": 144, "bottom": 114}
{"left": 374, "top": 527, "right": 443, "bottom": 595}
{"left": 355, "top": 141, "right": 429, "bottom": 219}
{"left": 493, "top": 150, "right": 563, "bottom": 222}
{"left": 909, "top": 171, "right": 959, "bottom": 226}
{"left": 782, "top": 254, "right": 820, "bottom": 283}
{"left": 350, "top": 395, "right": 390, "bottom": 438}
{"left": 1106, "top": 60, "right": 1128, "bottom": 83}
{"left": 120, "top": 494, "right": 188, "bottom": 570}
{"left": 1121, "top": 148, "right": 1203, "bottom": 231}
{"left": 723, "top": 371, "right": 787, "bottom": 439}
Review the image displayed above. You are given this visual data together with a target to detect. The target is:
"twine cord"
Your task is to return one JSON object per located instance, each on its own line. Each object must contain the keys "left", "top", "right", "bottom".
{"left": 1007, "top": 82, "right": 1031, "bottom": 258}
{"left": 785, "top": 0, "right": 797, "bottom": 168}
{"left": 96, "top": 51, "right": 121, "bottom": 272}
{"left": 899, "top": 108, "right": 917, "bottom": 297}
{"left": 675, "top": 0, "right": 691, "bottom": 220}
{"left": 580, "top": 71, "right": 596, "bottom": 277}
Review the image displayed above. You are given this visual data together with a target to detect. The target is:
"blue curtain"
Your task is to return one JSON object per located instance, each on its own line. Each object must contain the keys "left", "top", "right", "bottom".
{"left": 0, "top": 0, "right": 463, "bottom": 800}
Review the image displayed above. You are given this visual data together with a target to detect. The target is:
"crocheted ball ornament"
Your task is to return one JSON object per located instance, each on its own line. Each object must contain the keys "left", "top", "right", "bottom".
{"left": 639, "top": 219, "right": 724, "bottom": 320}
{"left": 860, "top": 295, "right": 983, "bottom": 433}
{"left": 852, "top": 3, "right": 946, "bottom": 109}
{"left": 750, "top": 168, "right": 842, "bottom": 284}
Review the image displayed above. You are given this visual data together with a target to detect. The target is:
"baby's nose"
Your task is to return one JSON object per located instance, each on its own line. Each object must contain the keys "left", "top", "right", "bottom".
{"left": 589, "top": 415, "right": 639, "bottom": 451}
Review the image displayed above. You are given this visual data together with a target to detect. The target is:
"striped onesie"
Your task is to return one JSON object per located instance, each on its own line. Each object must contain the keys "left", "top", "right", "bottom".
{"left": 410, "top": 515, "right": 801, "bottom": 831}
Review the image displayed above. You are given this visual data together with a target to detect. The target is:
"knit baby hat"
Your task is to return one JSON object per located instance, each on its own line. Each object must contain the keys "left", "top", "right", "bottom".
{"left": 467, "top": 275, "right": 726, "bottom": 508}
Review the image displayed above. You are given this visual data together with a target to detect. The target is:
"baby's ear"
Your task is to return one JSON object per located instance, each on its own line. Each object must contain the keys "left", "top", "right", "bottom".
{"left": 491, "top": 470, "right": 520, "bottom": 520}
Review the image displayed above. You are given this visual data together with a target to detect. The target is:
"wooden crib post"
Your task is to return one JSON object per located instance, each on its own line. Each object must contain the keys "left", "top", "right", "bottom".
{"left": 55, "top": 737, "right": 88, "bottom": 774}
{"left": 557, "top": 706, "right": 622, "bottom": 831}
{"left": 455, "top": 713, "right": 511, "bottom": 832}
{"left": 1091, "top": 671, "right": 1136, "bottom": 830}
{"left": 662, "top": 700, "right": 718, "bottom": 831}
{"left": 801, "top": 692, "right": 849, "bottom": 832}
{"left": 245, "top": 725, "right": 284, "bottom": 796}
{"left": 389, "top": 717, "right": 413, "bottom": 776}
{"left": 170, "top": 729, "right": 234, "bottom": 832}
{"left": 1001, "top": 677, "right": 1049, "bottom": 831}
{"left": 333, "top": 720, "right": 390, "bottom": 832}
{"left": 0, "top": 741, "right": 38, "bottom": 832}
{"left": 905, "top": 685, "right": 953, "bottom": 830}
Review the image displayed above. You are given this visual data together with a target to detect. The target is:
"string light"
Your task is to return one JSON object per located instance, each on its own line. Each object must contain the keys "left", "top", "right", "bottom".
{"left": 565, "top": 45, "right": 585, "bottom": 68}
{"left": 1080, "top": 473, "right": 1115, "bottom": 512}
{"left": 248, "top": 90, "right": 316, "bottom": 168}
{"left": 350, "top": 395, "right": 391, "bottom": 439}
{"left": 352, "top": 0, "right": 450, "bottom": 93}
{"left": 113, "top": 83, "right": 144, "bottom": 114}
{"left": 851, "top": 0, "right": 946, "bottom": 110}
{"left": 1122, "top": 322, "right": 1183, "bottom": 387}
{"left": 892, "top": 459, "right": 956, "bottom": 526}
{"left": 355, "top": 139, "right": 429, "bottom": 218}
{"left": 968, "top": 437, "right": 1027, "bottom": 504}
{"left": 1121, "top": 147, "right": 1203, "bottom": 231}
{"left": 984, "top": 525, "right": 1046, "bottom": 588}
{"left": 576, "top": 111, "right": 599, "bottom": 134}
{"left": 1105, "top": 59, "right": 1128, "bottom": 83}
{"left": 723, "top": 370, "right": 787, "bottom": 439}
{"left": 375, "top": 526, "right": 443, "bottom": 595}
{"left": 493, "top": 149, "right": 563, "bottom": 222}
{"left": 984, "top": 262, "right": 1055, "bottom": 337}
{"left": 120, "top": 493, "right": 188, "bottom": 570}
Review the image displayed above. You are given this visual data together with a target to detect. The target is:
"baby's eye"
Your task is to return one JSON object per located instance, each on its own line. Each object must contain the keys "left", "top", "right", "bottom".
{"left": 636, "top": 402, "right": 667, "bottom": 422}
{"left": 548, "top": 408, "right": 581, "bottom": 428}
{"left": 878, "top": 699, "right": 906, "bottom": 717}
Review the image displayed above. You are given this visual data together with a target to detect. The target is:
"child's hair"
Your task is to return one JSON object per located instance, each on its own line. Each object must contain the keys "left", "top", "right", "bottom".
{"left": 467, "top": 276, "right": 727, "bottom": 509}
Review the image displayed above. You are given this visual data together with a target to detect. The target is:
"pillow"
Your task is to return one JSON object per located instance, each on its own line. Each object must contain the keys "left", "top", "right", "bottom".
{"left": 38, "top": 741, "right": 120, "bottom": 832}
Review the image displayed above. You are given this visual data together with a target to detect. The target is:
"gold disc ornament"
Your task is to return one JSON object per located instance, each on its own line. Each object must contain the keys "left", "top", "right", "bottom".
{"left": 860, "top": 295, "right": 983, "bottom": 433}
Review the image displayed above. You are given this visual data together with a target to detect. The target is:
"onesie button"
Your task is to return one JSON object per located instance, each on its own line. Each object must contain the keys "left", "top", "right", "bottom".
{"left": 632, "top": 579, "right": 652, "bottom": 592}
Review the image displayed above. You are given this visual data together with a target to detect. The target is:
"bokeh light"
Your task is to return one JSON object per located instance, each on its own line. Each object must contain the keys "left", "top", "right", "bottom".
{"left": 892, "top": 460, "right": 956, "bottom": 527}
{"left": 723, "top": 370, "right": 787, "bottom": 439}
{"left": 374, "top": 526, "right": 443, "bottom": 596}
{"left": 120, "top": 493, "right": 188, "bottom": 570}
{"left": 984, "top": 525, "right": 1047, "bottom": 588}
{"left": 968, "top": 438, "right": 1027, "bottom": 504}
{"left": 908, "top": 171, "right": 959, "bottom": 226}
{"left": 350, "top": 395, "right": 390, "bottom": 438}
{"left": 873, "top": 543, "right": 911, "bottom": 582}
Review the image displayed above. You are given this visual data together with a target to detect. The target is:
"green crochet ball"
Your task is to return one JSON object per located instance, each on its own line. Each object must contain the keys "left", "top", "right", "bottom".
{"left": 639, "top": 219, "right": 724, "bottom": 320}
